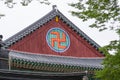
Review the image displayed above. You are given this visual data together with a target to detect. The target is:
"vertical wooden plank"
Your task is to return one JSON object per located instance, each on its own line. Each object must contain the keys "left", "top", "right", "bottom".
{"left": 9, "top": 18, "right": 103, "bottom": 57}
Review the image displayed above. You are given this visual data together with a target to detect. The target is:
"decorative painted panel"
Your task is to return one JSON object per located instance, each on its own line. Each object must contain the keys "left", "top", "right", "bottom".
{"left": 46, "top": 28, "right": 70, "bottom": 53}
{"left": 9, "top": 18, "right": 104, "bottom": 57}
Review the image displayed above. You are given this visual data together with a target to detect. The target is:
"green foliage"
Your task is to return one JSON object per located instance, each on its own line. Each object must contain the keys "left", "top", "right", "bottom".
{"left": 21, "top": 0, "right": 50, "bottom": 6}
{"left": 69, "top": 0, "right": 120, "bottom": 31}
{"left": 69, "top": 0, "right": 120, "bottom": 79}
{"left": 0, "top": 0, "right": 50, "bottom": 18}
{"left": 2, "top": 0, "right": 50, "bottom": 8}
{"left": 95, "top": 31, "right": 120, "bottom": 80}
{"left": 96, "top": 42, "right": 120, "bottom": 80}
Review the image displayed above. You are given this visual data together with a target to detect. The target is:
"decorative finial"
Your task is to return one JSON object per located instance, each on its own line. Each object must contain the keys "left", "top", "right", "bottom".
{"left": 52, "top": 5, "right": 57, "bottom": 10}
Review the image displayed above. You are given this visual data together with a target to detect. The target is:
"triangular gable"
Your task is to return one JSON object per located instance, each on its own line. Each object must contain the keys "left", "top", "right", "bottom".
{"left": 4, "top": 7, "right": 104, "bottom": 57}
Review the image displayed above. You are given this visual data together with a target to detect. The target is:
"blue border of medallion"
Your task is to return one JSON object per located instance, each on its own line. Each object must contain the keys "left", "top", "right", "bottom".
{"left": 46, "top": 27, "right": 70, "bottom": 53}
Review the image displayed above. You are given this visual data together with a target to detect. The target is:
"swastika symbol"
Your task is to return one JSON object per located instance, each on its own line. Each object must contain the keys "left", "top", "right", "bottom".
{"left": 51, "top": 31, "right": 66, "bottom": 49}
{"left": 46, "top": 28, "right": 70, "bottom": 53}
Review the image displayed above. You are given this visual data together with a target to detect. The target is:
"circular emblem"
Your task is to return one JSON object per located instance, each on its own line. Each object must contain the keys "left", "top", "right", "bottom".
{"left": 46, "top": 28, "right": 70, "bottom": 53}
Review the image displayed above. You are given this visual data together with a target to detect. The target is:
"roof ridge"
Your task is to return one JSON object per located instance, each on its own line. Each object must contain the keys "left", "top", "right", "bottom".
{"left": 4, "top": 8, "right": 103, "bottom": 56}
{"left": 4, "top": 9, "right": 57, "bottom": 48}
{"left": 57, "top": 10, "right": 101, "bottom": 48}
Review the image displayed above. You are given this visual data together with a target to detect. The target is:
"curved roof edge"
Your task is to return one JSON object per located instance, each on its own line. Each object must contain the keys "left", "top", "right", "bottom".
{"left": 4, "top": 8, "right": 102, "bottom": 53}
{"left": 9, "top": 50, "right": 103, "bottom": 70}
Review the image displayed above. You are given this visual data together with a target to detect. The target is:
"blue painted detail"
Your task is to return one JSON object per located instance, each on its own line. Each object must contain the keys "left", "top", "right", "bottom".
{"left": 46, "top": 28, "right": 70, "bottom": 53}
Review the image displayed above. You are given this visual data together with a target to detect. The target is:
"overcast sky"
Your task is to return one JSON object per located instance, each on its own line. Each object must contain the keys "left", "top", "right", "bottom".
{"left": 0, "top": 0, "right": 118, "bottom": 46}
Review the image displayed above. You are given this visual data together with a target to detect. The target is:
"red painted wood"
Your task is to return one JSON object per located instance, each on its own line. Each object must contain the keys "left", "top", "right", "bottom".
{"left": 9, "top": 18, "right": 104, "bottom": 57}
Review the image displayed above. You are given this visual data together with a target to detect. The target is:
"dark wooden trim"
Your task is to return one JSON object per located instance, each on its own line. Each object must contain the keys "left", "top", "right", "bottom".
{"left": 0, "top": 69, "right": 85, "bottom": 80}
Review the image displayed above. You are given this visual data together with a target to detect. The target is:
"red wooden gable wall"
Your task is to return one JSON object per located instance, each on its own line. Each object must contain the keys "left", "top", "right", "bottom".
{"left": 9, "top": 18, "right": 104, "bottom": 57}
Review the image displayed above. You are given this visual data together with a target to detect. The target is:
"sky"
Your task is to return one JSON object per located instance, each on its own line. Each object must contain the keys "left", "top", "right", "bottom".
{"left": 0, "top": 0, "right": 119, "bottom": 46}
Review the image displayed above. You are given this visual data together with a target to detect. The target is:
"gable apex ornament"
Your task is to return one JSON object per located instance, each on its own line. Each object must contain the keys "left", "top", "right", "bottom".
{"left": 52, "top": 5, "right": 57, "bottom": 10}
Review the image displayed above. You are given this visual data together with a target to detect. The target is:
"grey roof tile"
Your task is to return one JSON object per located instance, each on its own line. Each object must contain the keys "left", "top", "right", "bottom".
{"left": 3, "top": 8, "right": 102, "bottom": 53}
{"left": 9, "top": 50, "right": 104, "bottom": 69}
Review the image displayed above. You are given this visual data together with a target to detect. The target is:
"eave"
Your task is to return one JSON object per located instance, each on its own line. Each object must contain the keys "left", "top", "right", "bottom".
{"left": 9, "top": 50, "right": 103, "bottom": 72}
{"left": 4, "top": 8, "right": 102, "bottom": 53}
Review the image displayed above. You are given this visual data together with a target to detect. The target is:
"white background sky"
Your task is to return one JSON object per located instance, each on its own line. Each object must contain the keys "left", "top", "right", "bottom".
{"left": 0, "top": 0, "right": 118, "bottom": 46}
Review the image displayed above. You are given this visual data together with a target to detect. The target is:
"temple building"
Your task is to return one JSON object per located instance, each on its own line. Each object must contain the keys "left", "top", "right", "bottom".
{"left": 0, "top": 6, "right": 104, "bottom": 80}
